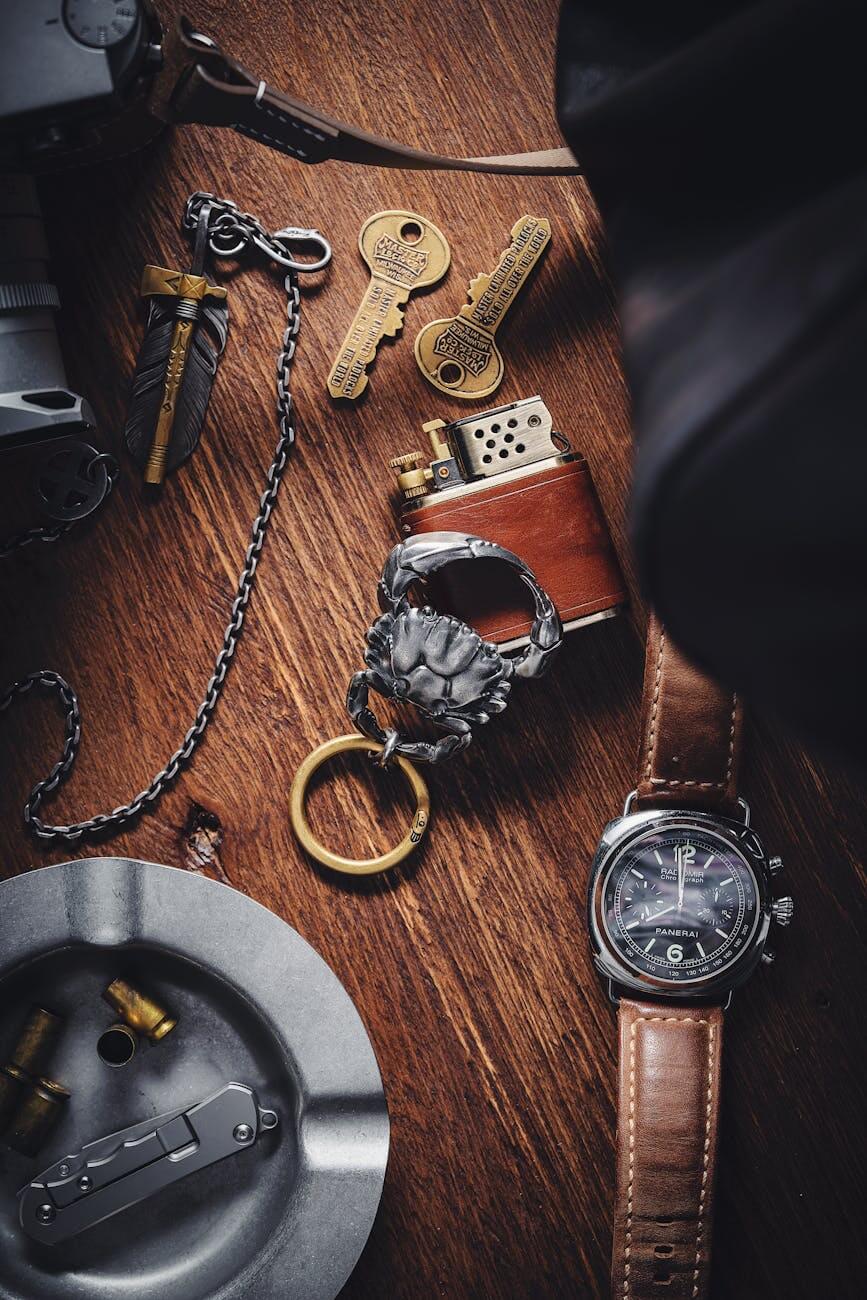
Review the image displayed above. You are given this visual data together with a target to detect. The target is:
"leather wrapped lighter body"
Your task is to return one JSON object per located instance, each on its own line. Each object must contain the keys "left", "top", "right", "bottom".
{"left": 392, "top": 398, "right": 626, "bottom": 647}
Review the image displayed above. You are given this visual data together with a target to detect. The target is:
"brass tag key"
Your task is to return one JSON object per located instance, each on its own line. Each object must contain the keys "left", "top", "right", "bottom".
{"left": 327, "top": 210, "right": 450, "bottom": 400}
{"left": 414, "top": 215, "right": 551, "bottom": 400}
{"left": 139, "top": 264, "right": 227, "bottom": 485}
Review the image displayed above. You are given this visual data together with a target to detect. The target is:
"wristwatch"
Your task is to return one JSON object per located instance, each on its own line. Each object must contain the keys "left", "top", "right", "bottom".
{"left": 588, "top": 616, "right": 794, "bottom": 1299}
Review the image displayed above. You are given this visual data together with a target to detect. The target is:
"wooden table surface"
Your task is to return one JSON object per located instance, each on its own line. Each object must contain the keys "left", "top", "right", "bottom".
{"left": 1, "top": 2, "right": 865, "bottom": 1296}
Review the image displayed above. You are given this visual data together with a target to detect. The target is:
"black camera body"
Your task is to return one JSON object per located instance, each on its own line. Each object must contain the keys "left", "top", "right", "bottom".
{"left": 0, "top": 2, "right": 163, "bottom": 451}
{"left": 0, "top": 0, "right": 163, "bottom": 173}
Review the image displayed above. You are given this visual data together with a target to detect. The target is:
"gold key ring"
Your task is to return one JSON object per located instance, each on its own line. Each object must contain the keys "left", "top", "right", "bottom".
{"left": 289, "top": 734, "right": 430, "bottom": 875}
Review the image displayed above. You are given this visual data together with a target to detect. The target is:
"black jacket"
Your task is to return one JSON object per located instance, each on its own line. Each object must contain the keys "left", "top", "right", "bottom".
{"left": 556, "top": 0, "right": 867, "bottom": 757}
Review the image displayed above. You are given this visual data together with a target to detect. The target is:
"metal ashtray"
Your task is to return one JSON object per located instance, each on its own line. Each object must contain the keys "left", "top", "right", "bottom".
{"left": 0, "top": 858, "right": 389, "bottom": 1300}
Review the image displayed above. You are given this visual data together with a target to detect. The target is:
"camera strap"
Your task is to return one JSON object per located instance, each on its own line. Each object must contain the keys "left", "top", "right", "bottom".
{"left": 150, "top": 20, "right": 580, "bottom": 177}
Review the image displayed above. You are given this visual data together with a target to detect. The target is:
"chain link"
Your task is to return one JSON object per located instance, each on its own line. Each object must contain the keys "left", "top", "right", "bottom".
{"left": 0, "top": 194, "right": 325, "bottom": 842}
{"left": 184, "top": 191, "right": 332, "bottom": 272}
{"left": 0, "top": 454, "right": 119, "bottom": 558}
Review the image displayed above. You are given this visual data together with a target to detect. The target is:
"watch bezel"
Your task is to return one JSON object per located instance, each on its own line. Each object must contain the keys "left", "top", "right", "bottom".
{"left": 588, "top": 805, "right": 773, "bottom": 1002}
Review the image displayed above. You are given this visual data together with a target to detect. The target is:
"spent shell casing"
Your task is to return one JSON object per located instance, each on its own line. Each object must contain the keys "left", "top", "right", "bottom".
{"left": 7, "top": 1006, "right": 63, "bottom": 1076}
{"left": 97, "top": 1023, "right": 138, "bottom": 1068}
{"left": 0, "top": 1006, "right": 64, "bottom": 1132}
{"left": 103, "top": 978, "right": 177, "bottom": 1041}
{"left": 6, "top": 1077, "right": 71, "bottom": 1157}
{"left": 0, "top": 1062, "right": 31, "bottom": 1132}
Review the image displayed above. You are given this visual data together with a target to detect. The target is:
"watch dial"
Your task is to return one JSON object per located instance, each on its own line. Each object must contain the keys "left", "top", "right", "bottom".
{"left": 601, "top": 826, "right": 761, "bottom": 984}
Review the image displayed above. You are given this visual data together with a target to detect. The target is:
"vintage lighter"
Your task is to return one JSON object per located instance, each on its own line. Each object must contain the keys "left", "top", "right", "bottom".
{"left": 389, "top": 396, "right": 626, "bottom": 646}
{"left": 125, "top": 201, "right": 228, "bottom": 485}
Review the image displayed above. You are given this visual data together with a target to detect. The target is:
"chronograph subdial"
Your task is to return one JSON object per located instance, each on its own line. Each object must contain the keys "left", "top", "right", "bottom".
{"left": 697, "top": 880, "right": 736, "bottom": 928}
{"left": 621, "top": 873, "right": 663, "bottom": 924}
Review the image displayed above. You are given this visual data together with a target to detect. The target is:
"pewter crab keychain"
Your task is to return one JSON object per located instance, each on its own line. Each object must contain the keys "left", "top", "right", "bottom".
{"left": 290, "top": 532, "right": 562, "bottom": 874}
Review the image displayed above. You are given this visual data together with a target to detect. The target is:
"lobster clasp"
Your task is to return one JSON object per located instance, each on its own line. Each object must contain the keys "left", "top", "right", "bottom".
{"left": 267, "top": 226, "right": 333, "bottom": 273}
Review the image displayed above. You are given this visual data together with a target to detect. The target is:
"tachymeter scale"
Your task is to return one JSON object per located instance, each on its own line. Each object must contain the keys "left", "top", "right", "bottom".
{"left": 601, "top": 827, "right": 760, "bottom": 984}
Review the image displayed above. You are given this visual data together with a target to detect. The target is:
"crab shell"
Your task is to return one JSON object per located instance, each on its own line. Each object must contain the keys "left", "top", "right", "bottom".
{"left": 364, "top": 604, "right": 512, "bottom": 724}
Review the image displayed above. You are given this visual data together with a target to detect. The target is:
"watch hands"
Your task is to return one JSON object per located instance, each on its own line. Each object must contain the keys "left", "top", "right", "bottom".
{"left": 676, "top": 845, "right": 685, "bottom": 913}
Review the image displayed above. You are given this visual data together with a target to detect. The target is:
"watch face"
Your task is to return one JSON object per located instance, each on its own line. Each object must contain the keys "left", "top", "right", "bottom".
{"left": 600, "top": 824, "right": 761, "bottom": 985}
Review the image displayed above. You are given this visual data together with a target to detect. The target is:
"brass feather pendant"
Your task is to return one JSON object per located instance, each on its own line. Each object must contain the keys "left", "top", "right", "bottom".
{"left": 125, "top": 209, "right": 228, "bottom": 484}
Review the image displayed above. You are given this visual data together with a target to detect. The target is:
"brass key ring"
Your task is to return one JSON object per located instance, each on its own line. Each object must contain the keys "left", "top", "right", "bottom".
{"left": 289, "top": 734, "right": 430, "bottom": 875}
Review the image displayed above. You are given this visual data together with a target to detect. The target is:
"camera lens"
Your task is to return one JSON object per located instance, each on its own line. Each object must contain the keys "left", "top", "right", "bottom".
{"left": 0, "top": 173, "right": 94, "bottom": 449}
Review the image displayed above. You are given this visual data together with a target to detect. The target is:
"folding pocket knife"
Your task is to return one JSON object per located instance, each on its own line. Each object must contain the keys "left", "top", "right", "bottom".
{"left": 19, "top": 1081, "right": 278, "bottom": 1245}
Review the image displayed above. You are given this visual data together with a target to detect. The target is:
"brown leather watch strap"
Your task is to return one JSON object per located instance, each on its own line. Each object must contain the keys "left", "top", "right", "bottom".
{"left": 612, "top": 999, "right": 724, "bottom": 1300}
{"left": 635, "top": 615, "right": 743, "bottom": 814}
{"left": 152, "top": 20, "right": 581, "bottom": 175}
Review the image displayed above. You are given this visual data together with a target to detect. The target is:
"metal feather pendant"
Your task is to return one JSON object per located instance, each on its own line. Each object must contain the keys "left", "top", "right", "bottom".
{"left": 124, "top": 292, "right": 228, "bottom": 479}
{"left": 125, "top": 201, "right": 229, "bottom": 485}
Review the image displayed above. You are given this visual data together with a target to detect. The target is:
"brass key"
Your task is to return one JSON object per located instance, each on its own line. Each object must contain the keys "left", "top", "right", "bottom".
{"left": 327, "top": 210, "right": 450, "bottom": 400}
{"left": 414, "top": 215, "right": 551, "bottom": 400}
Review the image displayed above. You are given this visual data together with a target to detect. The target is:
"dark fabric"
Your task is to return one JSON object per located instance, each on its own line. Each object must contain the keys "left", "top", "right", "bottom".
{"left": 556, "top": 0, "right": 867, "bottom": 757}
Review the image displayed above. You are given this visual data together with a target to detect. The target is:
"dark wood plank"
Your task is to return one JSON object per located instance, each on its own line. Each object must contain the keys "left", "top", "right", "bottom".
{"left": 1, "top": 2, "right": 864, "bottom": 1297}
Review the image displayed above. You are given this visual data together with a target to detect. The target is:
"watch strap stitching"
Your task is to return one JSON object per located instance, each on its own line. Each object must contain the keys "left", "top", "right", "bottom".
{"left": 645, "top": 777, "right": 728, "bottom": 791}
{"left": 693, "top": 1020, "right": 715, "bottom": 1297}
{"left": 637, "top": 616, "right": 743, "bottom": 810}
{"left": 616, "top": 1011, "right": 720, "bottom": 1300}
{"left": 625, "top": 1019, "right": 636, "bottom": 1295}
{"left": 642, "top": 626, "right": 666, "bottom": 787}
{"left": 645, "top": 693, "right": 738, "bottom": 795}
{"left": 234, "top": 123, "right": 311, "bottom": 161}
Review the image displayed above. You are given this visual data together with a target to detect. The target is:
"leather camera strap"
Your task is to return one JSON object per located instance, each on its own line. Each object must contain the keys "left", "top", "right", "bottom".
{"left": 151, "top": 20, "right": 581, "bottom": 175}
{"left": 611, "top": 1000, "right": 724, "bottom": 1300}
{"left": 635, "top": 614, "right": 743, "bottom": 815}
{"left": 608, "top": 619, "right": 742, "bottom": 1298}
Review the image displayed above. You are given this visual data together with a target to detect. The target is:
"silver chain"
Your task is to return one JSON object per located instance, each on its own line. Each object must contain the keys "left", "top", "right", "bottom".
{"left": 0, "top": 193, "right": 326, "bottom": 843}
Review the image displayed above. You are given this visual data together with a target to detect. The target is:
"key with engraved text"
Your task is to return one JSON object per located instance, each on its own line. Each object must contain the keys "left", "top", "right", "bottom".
{"left": 327, "top": 210, "right": 451, "bottom": 400}
{"left": 413, "top": 214, "right": 551, "bottom": 400}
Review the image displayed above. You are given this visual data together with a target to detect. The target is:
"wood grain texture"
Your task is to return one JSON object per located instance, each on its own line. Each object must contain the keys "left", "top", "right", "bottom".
{"left": 1, "top": 2, "right": 865, "bottom": 1296}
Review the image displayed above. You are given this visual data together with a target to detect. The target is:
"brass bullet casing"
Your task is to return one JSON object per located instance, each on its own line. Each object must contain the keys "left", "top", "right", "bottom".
{"left": 6, "top": 1077, "right": 71, "bottom": 1157}
{"left": 97, "top": 1023, "right": 138, "bottom": 1068}
{"left": 0, "top": 1062, "right": 31, "bottom": 1132}
{"left": 103, "top": 978, "right": 177, "bottom": 1042}
{"left": 0, "top": 1006, "right": 64, "bottom": 1131}
{"left": 7, "top": 1005, "right": 63, "bottom": 1076}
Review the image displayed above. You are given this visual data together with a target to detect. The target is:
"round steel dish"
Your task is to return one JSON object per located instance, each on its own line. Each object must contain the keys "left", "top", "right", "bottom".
{"left": 0, "top": 858, "right": 389, "bottom": 1300}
